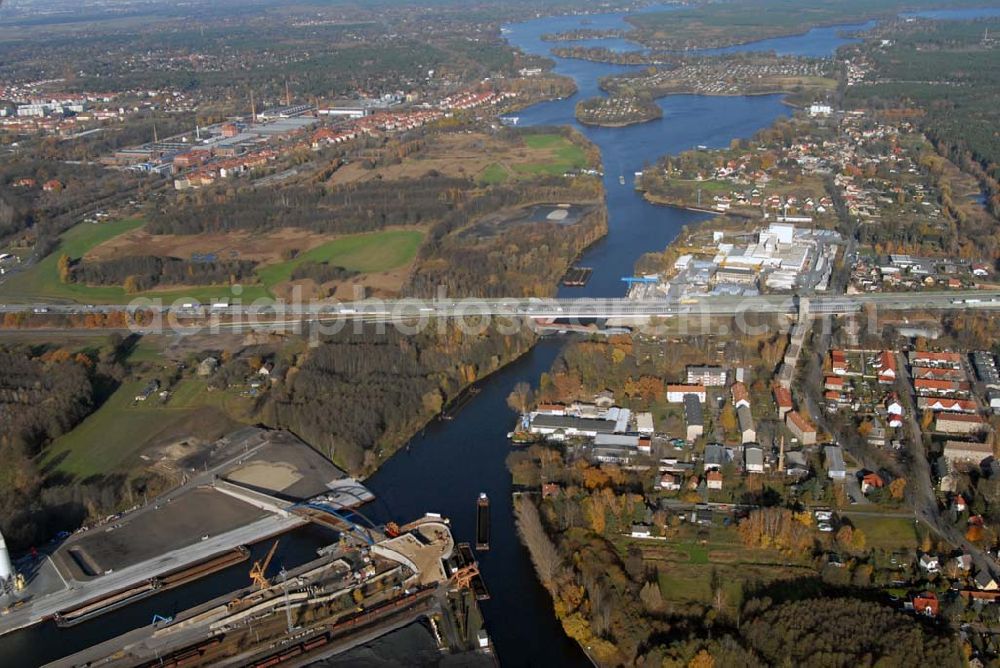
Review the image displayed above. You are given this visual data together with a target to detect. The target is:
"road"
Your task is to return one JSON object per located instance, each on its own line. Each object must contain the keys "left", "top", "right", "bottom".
{"left": 895, "top": 353, "right": 1000, "bottom": 578}
{"left": 4, "top": 289, "right": 1000, "bottom": 325}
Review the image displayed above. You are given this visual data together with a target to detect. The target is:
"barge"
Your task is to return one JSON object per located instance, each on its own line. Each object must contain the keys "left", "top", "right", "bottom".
{"left": 476, "top": 493, "right": 490, "bottom": 551}
{"left": 561, "top": 266, "right": 593, "bottom": 287}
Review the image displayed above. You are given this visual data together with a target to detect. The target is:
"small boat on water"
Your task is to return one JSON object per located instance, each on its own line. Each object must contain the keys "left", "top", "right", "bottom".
{"left": 618, "top": 174, "right": 625, "bottom": 185}
{"left": 476, "top": 493, "right": 490, "bottom": 551}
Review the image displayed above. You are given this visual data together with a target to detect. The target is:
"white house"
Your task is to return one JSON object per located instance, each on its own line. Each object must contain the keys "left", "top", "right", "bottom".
{"left": 667, "top": 384, "right": 706, "bottom": 403}
{"left": 659, "top": 473, "right": 681, "bottom": 491}
{"left": 919, "top": 554, "right": 940, "bottom": 574}
{"left": 630, "top": 524, "right": 652, "bottom": 539}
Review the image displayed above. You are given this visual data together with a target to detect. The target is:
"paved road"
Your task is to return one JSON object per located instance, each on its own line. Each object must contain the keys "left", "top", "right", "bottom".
{"left": 895, "top": 353, "right": 1000, "bottom": 578}
{"left": 3, "top": 289, "right": 1000, "bottom": 324}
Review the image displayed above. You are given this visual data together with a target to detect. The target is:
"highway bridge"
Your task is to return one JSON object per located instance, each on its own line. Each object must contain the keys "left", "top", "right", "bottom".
{"left": 4, "top": 289, "right": 1000, "bottom": 325}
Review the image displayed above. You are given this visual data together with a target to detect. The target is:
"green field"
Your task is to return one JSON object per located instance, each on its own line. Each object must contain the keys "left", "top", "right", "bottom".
{"left": 514, "top": 134, "right": 588, "bottom": 176}
{"left": 1, "top": 221, "right": 423, "bottom": 304}
{"left": 843, "top": 514, "right": 918, "bottom": 550}
{"left": 43, "top": 377, "right": 247, "bottom": 477}
{"left": 478, "top": 162, "right": 510, "bottom": 185}
{"left": 254, "top": 229, "right": 424, "bottom": 289}
{"left": 0, "top": 219, "right": 270, "bottom": 304}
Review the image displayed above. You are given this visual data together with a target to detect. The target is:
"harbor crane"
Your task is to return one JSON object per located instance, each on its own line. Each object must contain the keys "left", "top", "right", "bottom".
{"left": 249, "top": 540, "right": 279, "bottom": 590}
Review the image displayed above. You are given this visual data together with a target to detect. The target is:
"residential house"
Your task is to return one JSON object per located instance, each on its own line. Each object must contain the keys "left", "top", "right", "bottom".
{"left": 919, "top": 554, "right": 940, "bottom": 573}
{"left": 786, "top": 410, "right": 817, "bottom": 445}
{"left": 668, "top": 384, "right": 706, "bottom": 403}
{"left": 914, "top": 378, "right": 970, "bottom": 397}
{"left": 912, "top": 366, "right": 966, "bottom": 381}
{"left": 744, "top": 446, "right": 764, "bottom": 473}
{"left": 909, "top": 351, "right": 964, "bottom": 370}
{"left": 731, "top": 382, "right": 750, "bottom": 408}
{"left": 861, "top": 471, "right": 884, "bottom": 494}
{"left": 686, "top": 365, "right": 727, "bottom": 387}
{"left": 706, "top": 470, "right": 723, "bottom": 490}
{"left": 935, "top": 413, "right": 989, "bottom": 435}
{"left": 684, "top": 394, "right": 704, "bottom": 441}
{"left": 867, "top": 417, "right": 888, "bottom": 447}
{"left": 135, "top": 379, "right": 160, "bottom": 401}
{"left": 876, "top": 351, "right": 897, "bottom": 384}
{"left": 659, "top": 473, "right": 681, "bottom": 491}
{"left": 784, "top": 450, "right": 810, "bottom": 477}
{"left": 704, "top": 443, "right": 729, "bottom": 470}
{"left": 911, "top": 592, "right": 939, "bottom": 617}
{"left": 824, "top": 445, "right": 846, "bottom": 479}
{"left": 691, "top": 506, "right": 714, "bottom": 526}
{"left": 976, "top": 571, "right": 999, "bottom": 591}
{"left": 738, "top": 405, "right": 756, "bottom": 444}
{"left": 773, "top": 383, "right": 793, "bottom": 419}
{"left": 943, "top": 440, "right": 994, "bottom": 467}
{"left": 830, "top": 349, "right": 848, "bottom": 375}
{"left": 917, "top": 397, "right": 977, "bottom": 413}
{"left": 824, "top": 375, "right": 845, "bottom": 392}
{"left": 884, "top": 398, "right": 903, "bottom": 429}
{"left": 630, "top": 524, "right": 652, "bottom": 539}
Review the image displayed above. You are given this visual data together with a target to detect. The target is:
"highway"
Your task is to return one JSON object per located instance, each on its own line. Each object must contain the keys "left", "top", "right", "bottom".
{"left": 4, "top": 289, "right": 1000, "bottom": 325}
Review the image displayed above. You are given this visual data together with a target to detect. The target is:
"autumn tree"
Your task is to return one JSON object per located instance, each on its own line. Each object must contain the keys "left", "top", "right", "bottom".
{"left": 720, "top": 403, "right": 737, "bottom": 434}
{"left": 507, "top": 381, "right": 533, "bottom": 414}
{"left": 57, "top": 254, "right": 71, "bottom": 283}
{"left": 889, "top": 477, "right": 907, "bottom": 500}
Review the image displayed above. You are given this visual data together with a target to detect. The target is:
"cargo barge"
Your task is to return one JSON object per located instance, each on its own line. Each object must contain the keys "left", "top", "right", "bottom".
{"left": 440, "top": 387, "right": 481, "bottom": 421}
{"left": 476, "top": 493, "right": 490, "bottom": 551}
{"left": 54, "top": 546, "right": 250, "bottom": 627}
{"left": 561, "top": 266, "right": 593, "bottom": 287}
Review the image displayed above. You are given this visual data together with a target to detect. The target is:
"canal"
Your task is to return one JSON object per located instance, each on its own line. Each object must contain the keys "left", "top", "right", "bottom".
{"left": 0, "top": 5, "right": 920, "bottom": 666}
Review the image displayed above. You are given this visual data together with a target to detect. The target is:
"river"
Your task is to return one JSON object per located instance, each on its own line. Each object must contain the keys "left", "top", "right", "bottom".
{"left": 4, "top": 5, "right": 986, "bottom": 667}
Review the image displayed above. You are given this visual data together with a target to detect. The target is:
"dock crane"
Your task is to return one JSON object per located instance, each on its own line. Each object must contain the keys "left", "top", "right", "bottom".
{"left": 249, "top": 540, "right": 279, "bottom": 590}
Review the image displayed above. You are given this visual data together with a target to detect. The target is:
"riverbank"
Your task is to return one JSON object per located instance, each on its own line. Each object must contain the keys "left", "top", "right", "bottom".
{"left": 640, "top": 192, "right": 725, "bottom": 215}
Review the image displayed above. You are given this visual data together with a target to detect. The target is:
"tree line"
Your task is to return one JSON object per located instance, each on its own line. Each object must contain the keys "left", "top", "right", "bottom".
{"left": 68, "top": 254, "right": 258, "bottom": 292}
{"left": 261, "top": 321, "right": 535, "bottom": 474}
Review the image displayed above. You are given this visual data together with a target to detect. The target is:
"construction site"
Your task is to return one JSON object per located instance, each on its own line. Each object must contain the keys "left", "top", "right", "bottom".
{"left": 0, "top": 428, "right": 492, "bottom": 666}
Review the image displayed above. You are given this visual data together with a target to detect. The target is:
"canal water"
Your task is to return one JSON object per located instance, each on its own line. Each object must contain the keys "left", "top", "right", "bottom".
{"left": 12, "top": 5, "right": 993, "bottom": 666}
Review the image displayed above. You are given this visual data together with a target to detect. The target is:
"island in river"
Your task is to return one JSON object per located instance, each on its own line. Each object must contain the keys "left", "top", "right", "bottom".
{"left": 575, "top": 95, "right": 662, "bottom": 127}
